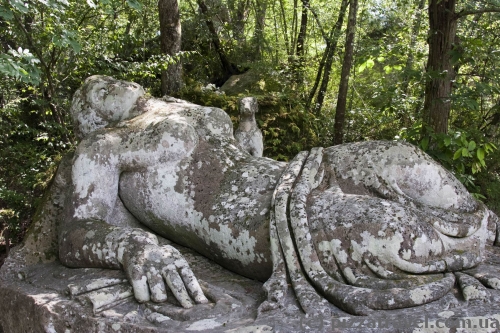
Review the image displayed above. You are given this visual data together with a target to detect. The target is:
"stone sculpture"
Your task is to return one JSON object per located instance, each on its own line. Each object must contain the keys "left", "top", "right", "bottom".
{"left": 2, "top": 75, "right": 500, "bottom": 332}
{"left": 235, "top": 96, "right": 264, "bottom": 157}
{"left": 59, "top": 75, "right": 500, "bottom": 315}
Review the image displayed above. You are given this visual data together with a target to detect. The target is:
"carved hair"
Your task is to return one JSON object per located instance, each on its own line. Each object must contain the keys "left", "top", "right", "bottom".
{"left": 70, "top": 76, "right": 113, "bottom": 140}
{"left": 70, "top": 75, "right": 145, "bottom": 140}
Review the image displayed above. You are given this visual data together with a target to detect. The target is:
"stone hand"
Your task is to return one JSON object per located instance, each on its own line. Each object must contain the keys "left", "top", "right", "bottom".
{"left": 123, "top": 244, "right": 209, "bottom": 308}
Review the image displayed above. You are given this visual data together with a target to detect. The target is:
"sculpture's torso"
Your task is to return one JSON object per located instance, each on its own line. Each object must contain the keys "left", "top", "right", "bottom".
{"left": 114, "top": 99, "right": 285, "bottom": 280}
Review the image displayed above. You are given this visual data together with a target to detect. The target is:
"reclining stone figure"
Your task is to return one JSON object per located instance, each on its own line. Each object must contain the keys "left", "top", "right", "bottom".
{"left": 60, "top": 75, "right": 500, "bottom": 316}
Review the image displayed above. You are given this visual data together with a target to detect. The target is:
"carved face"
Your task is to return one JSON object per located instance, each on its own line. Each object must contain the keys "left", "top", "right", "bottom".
{"left": 239, "top": 97, "right": 258, "bottom": 116}
{"left": 87, "top": 76, "right": 145, "bottom": 123}
{"left": 71, "top": 76, "right": 145, "bottom": 139}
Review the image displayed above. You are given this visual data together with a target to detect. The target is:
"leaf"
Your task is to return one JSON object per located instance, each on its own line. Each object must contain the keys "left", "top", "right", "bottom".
{"left": 126, "top": 0, "right": 142, "bottom": 10}
{"left": 457, "top": 163, "right": 465, "bottom": 174}
{"left": 453, "top": 149, "right": 462, "bottom": 160}
{"left": 468, "top": 140, "right": 476, "bottom": 151}
{"left": 68, "top": 39, "right": 82, "bottom": 53}
{"left": 462, "top": 147, "right": 471, "bottom": 157}
{"left": 472, "top": 162, "right": 478, "bottom": 174}
{"left": 460, "top": 135, "right": 467, "bottom": 146}
{"left": 465, "top": 99, "right": 479, "bottom": 111}
{"left": 86, "top": 0, "right": 96, "bottom": 8}
{"left": 450, "top": 49, "right": 461, "bottom": 65}
{"left": 420, "top": 137, "right": 429, "bottom": 151}
{"left": 358, "top": 63, "right": 366, "bottom": 73}
{"left": 485, "top": 143, "right": 497, "bottom": 152}
{"left": 477, "top": 147, "right": 485, "bottom": 161}
{"left": 472, "top": 193, "right": 486, "bottom": 200}
{"left": 0, "top": 7, "right": 13, "bottom": 19}
{"left": 52, "top": 30, "right": 81, "bottom": 53}
{"left": 9, "top": 0, "right": 29, "bottom": 13}
{"left": 443, "top": 137, "right": 451, "bottom": 147}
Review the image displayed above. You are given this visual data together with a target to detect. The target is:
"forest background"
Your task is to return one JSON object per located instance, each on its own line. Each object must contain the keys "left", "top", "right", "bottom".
{"left": 1, "top": 0, "right": 500, "bottom": 257}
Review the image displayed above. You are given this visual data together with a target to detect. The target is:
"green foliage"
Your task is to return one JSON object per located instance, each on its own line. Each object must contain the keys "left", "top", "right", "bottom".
{"left": 180, "top": 82, "right": 322, "bottom": 161}
{"left": 0, "top": 48, "right": 41, "bottom": 84}
{"left": 0, "top": 93, "right": 66, "bottom": 244}
{"left": 258, "top": 96, "right": 321, "bottom": 160}
{"left": 1, "top": 0, "right": 500, "bottom": 251}
{"left": 399, "top": 124, "right": 497, "bottom": 197}
{"left": 0, "top": 0, "right": 164, "bottom": 248}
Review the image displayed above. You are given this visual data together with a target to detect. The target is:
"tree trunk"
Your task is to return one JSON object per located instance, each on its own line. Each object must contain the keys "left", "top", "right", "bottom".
{"left": 252, "top": 0, "right": 267, "bottom": 59}
{"left": 158, "top": 0, "right": 183, "bottom": 95}
{"left": 401, "top": 0, "right": 425, "bottom": 96}
{"left": 310, "top": 0, "right": 349, "bottom": 113}
{"left": 333, "top": 0, "right": 358, "bottom": 145}
{"left": 198, "top": 0, "right": 240, "bottom": 82}
{"left": 291, "top": 0, "right": 298, "bottom": 52}
{"left": 228, "top": 0, "right": 250, "bottom": 42}
{"left": 295, "top": 0, "right": 308, "bottom": 58}
{"left": 279, "top": 0, "right": 290, "bottom": 54}
{"left": 423, "top": 0, "right": 457, "bottom": 135}
{"left": 292, "top": 0, "right": 308, "bottom": 81}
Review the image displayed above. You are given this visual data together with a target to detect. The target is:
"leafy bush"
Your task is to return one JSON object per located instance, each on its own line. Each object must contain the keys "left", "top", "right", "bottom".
{"left": 0, "top": 87, "right": 71, "bottom": 247}
{"left": 398, "top": 123, "right": 497, "bottom": 198}
{"left": 180, "top": 82, "right": 323, "bottom": 161}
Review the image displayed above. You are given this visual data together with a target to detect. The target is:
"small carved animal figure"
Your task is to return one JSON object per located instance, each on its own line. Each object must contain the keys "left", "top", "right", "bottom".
{"left": 235, "top": 97, "right": 263, "bottom": 157}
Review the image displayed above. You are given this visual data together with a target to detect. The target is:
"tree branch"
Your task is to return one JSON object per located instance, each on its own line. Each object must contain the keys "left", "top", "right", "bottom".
{"left": 306, "top": 5, "right": 328, "bottom": 43}
{"left": 456, "top": 7, "right": 500, "bottom": 19}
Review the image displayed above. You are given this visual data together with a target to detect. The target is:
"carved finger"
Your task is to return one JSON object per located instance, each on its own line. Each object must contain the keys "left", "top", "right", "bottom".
{"left": 147, "top": 268, "right": 168, "bottom": 303}
{"left": 179, "top": 265, "right": 209, "bottom": 304}
{"left": 130, "top": 264, "right": 150, "bottom": 303}
{"left": 163, "top": 244, "right": 181, "bottom": 257}
{"left": 164, "top": 269, "right": 194, "bottom": 308}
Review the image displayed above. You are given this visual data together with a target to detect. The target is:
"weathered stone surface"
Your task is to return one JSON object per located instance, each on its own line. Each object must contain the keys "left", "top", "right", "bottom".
{"left": 5, "top": 244, "right": 500, "bottom": 332}
{"left": 3, "top": 75, "right": 500, "bottom": 332}
{"left": 220, "top": 70, "right": 282, "bottom": 96}
{"left": 0, "top": 240, "right": 267, "bottom": 332}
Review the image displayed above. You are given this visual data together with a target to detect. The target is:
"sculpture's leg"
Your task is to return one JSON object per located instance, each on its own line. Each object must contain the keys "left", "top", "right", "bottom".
{"left": 271, "top": 151, "right": 334, "bottom": 315}
{"left": 266, "top": 148, "right": 458, "bottom": 316}
{"left": 325, "top": 141, "right": 478, "bottom": 212}
{"left": 456, "top": 272, "right": 490, "bottom": 301}
{"left": 259, "top": 209, "right": 289, "bottom": 313}
{"left": 464, "top": 264, "right": 500, "bottom": 290}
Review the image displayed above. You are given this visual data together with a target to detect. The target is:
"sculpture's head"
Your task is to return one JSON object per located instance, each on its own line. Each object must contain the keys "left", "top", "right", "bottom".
{"left": 238, "top": 97, "right": 258, "bottom": 116}
{"left": 70, "top": 75, "right": 145, "bottom": 139}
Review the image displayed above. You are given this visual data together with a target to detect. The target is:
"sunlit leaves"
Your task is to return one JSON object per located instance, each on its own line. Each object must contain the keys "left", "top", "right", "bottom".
{"left": 52, "top": 30, "right": 81, "bottom": 53}
{"left": 357, "top": 58, "right": 374, "bottom": 73}
{"left": 6, "top": 0, "right": 29, "bottom": 13}
{"left": 122, "top": 52, "right": 197, "bottom": 80}
{"left": 400, "top": 122, "right": 497, "bottom": 197}
{"left": 0, "top": 48, "right": 41, "bottom": 84}
{"left": 126, "top": 0, "right": 142, "bottom": 11}
{"left": 86, "top": 0, "right": 97, "bottom": 8}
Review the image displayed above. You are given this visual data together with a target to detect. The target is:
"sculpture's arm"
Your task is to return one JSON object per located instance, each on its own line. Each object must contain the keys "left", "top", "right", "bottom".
{"left": 59, "top": 220, "right": 207, "bottom": 307}
{"left": 59, "top": 130, "right": 207, "bottom": 307}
